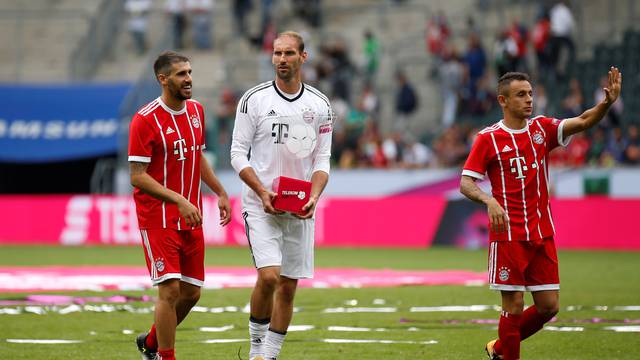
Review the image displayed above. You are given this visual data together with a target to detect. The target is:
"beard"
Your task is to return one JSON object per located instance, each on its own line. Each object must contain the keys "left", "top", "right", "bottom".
{"left": 275, "top": 66, "right": 295, "bottom": 81}
{"left": 169, "top": 81, "right": 192, "bottom": 100}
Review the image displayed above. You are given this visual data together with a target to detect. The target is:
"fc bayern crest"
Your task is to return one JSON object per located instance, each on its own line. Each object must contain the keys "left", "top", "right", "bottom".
{"left": 155, "top": 259, "right": 165, "bottom": 272}
{"left": 533, "top": 131, "right": 544, "bottom": 144}
{"left": 191, "top": 115, "right": 201, "bottom": 128}
{"left": 302, "top": 110, "right": 315, "bottom": 124}
{"left": 498, "top": 267, "right": 510, "bottom": 281}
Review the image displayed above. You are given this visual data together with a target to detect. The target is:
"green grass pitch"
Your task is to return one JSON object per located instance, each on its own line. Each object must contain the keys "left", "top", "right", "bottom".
{"left": 0, "top": 246, "right": 639, "bottom": 359}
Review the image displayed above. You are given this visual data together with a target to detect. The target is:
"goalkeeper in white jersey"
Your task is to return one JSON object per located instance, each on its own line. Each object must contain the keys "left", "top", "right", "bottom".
{"left": 230, "top": 31, "right": 332, "bottom": 360}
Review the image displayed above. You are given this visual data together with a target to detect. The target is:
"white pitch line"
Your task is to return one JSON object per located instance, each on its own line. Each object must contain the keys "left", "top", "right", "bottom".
{"left": 544, "top": 326, "right": 584, "bottom": 332}
{"left": 288, "top": 325, "right": 315, "bottom": 331}
{"left": 410, "top": 305, "right": 496, "bottom": 312}
{"left": 603, "top": 326, "right": 640, "bottom": 332}
{"left": 322, "top": 339, "right": 437, "bottom": 345}
{"left": 202, "top": 339, "right": 246, "bottom": 343}
{"left": 328, "top": 326, "right": 387, "bottom": 332}
{"left": 7, "top": 339, "right": 83, "bottom": 344}
{"left": 323, "top": 307, "right": 397, "bottom": 313}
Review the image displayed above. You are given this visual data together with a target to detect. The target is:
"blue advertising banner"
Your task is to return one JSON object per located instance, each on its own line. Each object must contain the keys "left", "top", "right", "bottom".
{"left": 0, "top": 83, "right": 131, "bottom": 163}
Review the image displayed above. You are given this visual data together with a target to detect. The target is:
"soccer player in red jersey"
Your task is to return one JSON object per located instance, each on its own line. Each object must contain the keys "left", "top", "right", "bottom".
{"left": 128, "top": 51, "right": 232, "bottom": 360}
{"left": 460, "top": 68, "right": 621, "bottom": 360}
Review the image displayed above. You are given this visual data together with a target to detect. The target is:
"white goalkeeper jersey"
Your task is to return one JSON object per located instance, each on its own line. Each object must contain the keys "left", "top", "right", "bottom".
{"left": 230, "top": 80, "right": 333, "bottom": 210}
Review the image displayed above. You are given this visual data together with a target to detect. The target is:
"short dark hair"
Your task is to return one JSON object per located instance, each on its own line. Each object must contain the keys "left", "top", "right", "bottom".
{"left": 497, "top": 72, "right": 530, "bottom": 96}
{"left": 276, "top": 31, "right": 305, "bottom": 53}
{"left": 153, "top": 51, "right": 190, "bottom": 78}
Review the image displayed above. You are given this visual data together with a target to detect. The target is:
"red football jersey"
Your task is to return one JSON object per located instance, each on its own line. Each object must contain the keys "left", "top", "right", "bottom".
{"left": 462, "top": 116, "right": 571, "bottom": 241}
{"left": 128, "top": 97, "right": 207, "bottom": 230}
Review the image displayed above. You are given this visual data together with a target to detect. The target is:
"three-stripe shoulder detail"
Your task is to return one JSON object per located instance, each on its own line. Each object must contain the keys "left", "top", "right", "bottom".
{"left": 240, "top": 81, "right": 271, "bottom": 114}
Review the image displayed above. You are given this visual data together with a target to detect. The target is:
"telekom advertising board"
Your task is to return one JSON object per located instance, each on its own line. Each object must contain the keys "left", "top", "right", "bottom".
{"left": 0, "top": 195, "right": 446, "bottom": 247}
{"left": 0, "top": 195, "right": 638, "bottom": 249}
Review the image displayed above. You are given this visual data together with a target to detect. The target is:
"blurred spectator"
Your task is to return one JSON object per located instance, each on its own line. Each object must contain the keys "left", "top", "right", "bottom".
{"left": 587, "top": 127, "right": 608, "bottom": 166}
{"left": 534, "top": 83, "right": 549, "bottom": 116}
{"left": 357, "top": 81, "right": 380, "bottom": 117}
{"left": 623, "top": 124, "right": 640, "bottom": 164}
{"left": 233, "top": 0, "right": 252, "bottom": 38}
{"left": 426, "top": 12, "right": 450, "bottom": 77}
{"left": 125, "top": 0, "right": 152, "bottom": 55}
{"left": 549, "top": 0, "right": 575, "bottom": 79}
{"left": 402, "top": 134, "right": 433, "bottom": 168}
{"left": 292, "top": 0, "right": 322, "bottom": 27}
{"left": 426, "top": 12, "right": 450, "bottom": 59}
{"left": 560, "top": 78, "right": 583, "bottom": 118}
{"left": 508, "top": 19, "right": 529, "bottom": 72}
{"left": 594, "top": 75, "right": 624, "bottom": 128}
{"left": 166, "top": 0, "right": 187, "bottom": 49}
{"left": 259, "top": 0, "right": 275, "bottom": 36}
{"left": 363, "top": 30, "right": 381, "bottom": 80}
{"left": 187, "top": 0, "right": 213, "bottom": 49}
{"left": 607, "top": 127, "right": 628, "bottom": 163}
{"left": 463, "top": 33, "right": 487, "bottom": 98}
{"left": 438, "top": 46, "right": 464, "bottom": 127}
{"left": 565, "top": 132, "right": 590, "bottom": 166}
{"left": 467, "top": 74, "right": 496, "bottom": 117}
{"left": 493, "top": 30, "right": 518, "bottom": 76}
{"left": 325, "top": 39, "right": 355, "bottom": 103}
{"left": 394, "top": 71, "right": 418, "bottom": 131}
{"left": 432, "top": 125, "right": 467, "bottom": 167}
{"left": 382, "top": 132, "right": 403, "bottom": 166}
{"left": 531, "top": 10, "right": 552, "bottom": 79}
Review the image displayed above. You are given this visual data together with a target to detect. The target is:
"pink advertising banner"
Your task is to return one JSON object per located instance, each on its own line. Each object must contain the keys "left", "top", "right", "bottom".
{"left": 0, "top": 195, "right": 638, "bottom": 249}
{"left": 0, "top": 195, "right": 446, "bottom": 247}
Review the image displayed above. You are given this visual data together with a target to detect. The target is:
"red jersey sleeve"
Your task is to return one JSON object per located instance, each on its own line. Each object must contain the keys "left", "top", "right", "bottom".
{"left": 536, "top": 116, "right": 572, "bottom": 151}
{"left": 128, "top": 113, "right": 155, "bottom": 163}
{"left": 462, "top": 133, "right": 492, "bottom": 180}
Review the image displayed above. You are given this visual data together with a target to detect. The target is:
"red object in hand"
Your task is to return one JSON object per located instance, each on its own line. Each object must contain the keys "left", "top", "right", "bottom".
{"left": 272, "top": 176, "right": 312, "bottom": 214}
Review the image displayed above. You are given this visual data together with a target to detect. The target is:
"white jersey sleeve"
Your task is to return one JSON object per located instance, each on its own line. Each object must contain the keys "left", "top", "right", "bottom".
{"left": 311, "top": 106, "right": 332, "bottom": 175}
{"left": 230, "top": 97, "right": 255, "bottom": 174}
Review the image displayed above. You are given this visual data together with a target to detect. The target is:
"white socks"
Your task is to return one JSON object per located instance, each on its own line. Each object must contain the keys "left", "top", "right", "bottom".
{"left": 264, "top": 329, "right": 286, "bottom": 359}
{"left": 249, "top": 318, "right": 270, "bottom": 358}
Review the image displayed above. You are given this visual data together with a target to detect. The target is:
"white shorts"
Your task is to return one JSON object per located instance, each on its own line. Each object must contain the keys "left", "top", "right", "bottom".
{"left": 242, "top": 209, "right": 315, "bottom": 279}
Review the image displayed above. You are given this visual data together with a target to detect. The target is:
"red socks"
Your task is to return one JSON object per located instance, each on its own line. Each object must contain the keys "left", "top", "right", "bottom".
{"left": 495, "top": 306, "right": 555, "bottom": 357}
{"left": 157, "top": 348, "right": 175, "bottom": 360}
{"left": 146, "top": 324, "right": 158, "bottom": 350}
{"left": 498, "top": 311, "right": 521, "bottom": 360}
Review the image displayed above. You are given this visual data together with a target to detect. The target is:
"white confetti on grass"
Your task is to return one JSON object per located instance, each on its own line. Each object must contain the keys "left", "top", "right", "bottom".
{"left": 7, "top": 339, "right": 83, "bottom": 344}
{"left": 199, "top": 325, "right": 235, "bottom": 332}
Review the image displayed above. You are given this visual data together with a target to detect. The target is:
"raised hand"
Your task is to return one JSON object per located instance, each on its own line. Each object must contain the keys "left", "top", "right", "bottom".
{"left": 603, "top": 66, "right": 622, "bottom": 105}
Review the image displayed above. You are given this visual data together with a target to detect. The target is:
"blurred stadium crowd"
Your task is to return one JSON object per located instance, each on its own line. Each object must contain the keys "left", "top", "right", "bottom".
{"left": 123, "top": 0, "right": 639, "bottom": 170}
{"left": 2, "top": 0, "right": 638, "bottom": 182}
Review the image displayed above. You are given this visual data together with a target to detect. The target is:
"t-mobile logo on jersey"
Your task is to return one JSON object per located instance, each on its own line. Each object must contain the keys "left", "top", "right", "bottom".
{"left": 272, "top": 123, "right": 289, "bottom": 144}
{"left": 173, "top": 138, "right": 187, "bottom": 161}
{"left": 509, "top": 156, "right": 528, "bottom": 179}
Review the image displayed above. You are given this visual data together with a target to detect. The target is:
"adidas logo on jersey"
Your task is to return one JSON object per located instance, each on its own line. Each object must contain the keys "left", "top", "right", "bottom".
{"left": 502, "top": 145, "right": 513, "bottom": 153}
{"left": 166, "top": 127, "right": 175, "bottom": 135}
{"left": 266, "top": 109, "right": 277, "bottom": 116}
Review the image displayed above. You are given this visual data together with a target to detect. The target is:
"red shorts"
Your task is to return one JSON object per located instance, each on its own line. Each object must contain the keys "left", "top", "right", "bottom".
{"left": 488, "top": 237, "right": 559, "bottom": 292}
{"left": 139, "top": 228, "right": 205, "bottom": 287}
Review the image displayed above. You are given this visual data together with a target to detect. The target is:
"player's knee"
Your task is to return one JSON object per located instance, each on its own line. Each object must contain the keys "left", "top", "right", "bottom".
{"left": 538, "top": 302, "right": 559, "bottom": 318}
{"left": 257, "top": 271, "right": 279, "bottom": 291}
{"left": 158, "top": 282, "right": 181, "bottom": 305}
{"left": 182, "top": 288, "right": 201, "bottom": 305}
{"left": 276, "top": 281, "right": 297, "bottom": 303}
